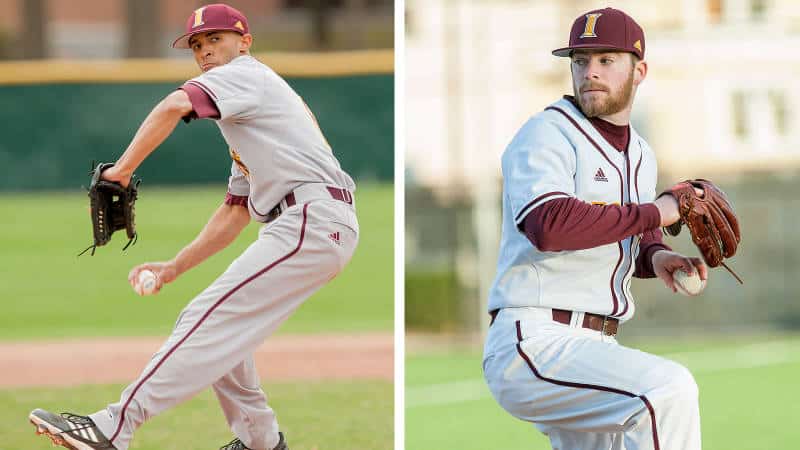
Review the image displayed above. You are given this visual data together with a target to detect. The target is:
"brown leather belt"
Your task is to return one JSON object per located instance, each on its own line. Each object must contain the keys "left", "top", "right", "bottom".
{"left": 552, "top": 309, "right": 619, "bottom": 336}
{"left": 489, "top": 308, "right": 619, "bottom": 336}
{"left": 264, "top": 186, "right": 354, "bottom": 222}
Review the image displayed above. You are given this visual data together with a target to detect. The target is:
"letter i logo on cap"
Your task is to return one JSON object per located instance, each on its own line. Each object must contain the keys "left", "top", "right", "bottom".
{"left": 580, "top": 13, "right": 602, "bottom": 38}
{"left": 192, "top": 7, "right": 206, "bottom": 28}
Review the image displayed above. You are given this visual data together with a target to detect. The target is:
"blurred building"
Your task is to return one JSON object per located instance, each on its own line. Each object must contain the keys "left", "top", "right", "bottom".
{"left": 406, "top": 0, "right": 800, "bottom": 189}
{"left": 406, "top": 0, "right": 800, "bottom": 335}
{"left": 0, "top": 0, "right": 392, "bottom": 59}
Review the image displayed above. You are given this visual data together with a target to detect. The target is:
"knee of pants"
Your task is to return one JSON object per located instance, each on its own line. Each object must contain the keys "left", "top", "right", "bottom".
{"left": 648, "top": 361, "right": 699, "bottom": 406}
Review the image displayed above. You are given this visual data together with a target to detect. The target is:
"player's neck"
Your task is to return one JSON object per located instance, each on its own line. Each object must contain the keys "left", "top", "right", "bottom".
{"left": 596, "top": 107, "right": 631, "bottom": 126}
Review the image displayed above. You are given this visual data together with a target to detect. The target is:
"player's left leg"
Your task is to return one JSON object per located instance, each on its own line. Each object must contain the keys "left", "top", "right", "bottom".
{"left": 213, "top": 356, "right": 277, "bottom": 450}
{"left": 537, "top": 425, "right": 623, "bottom": 450}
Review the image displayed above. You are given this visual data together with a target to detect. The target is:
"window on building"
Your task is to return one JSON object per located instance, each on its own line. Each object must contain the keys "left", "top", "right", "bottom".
{"left": 768, "top": 90, "right": 788, "bottom": 136}
{"left": 405, "top": 8, "right": 414, "bottom": 37}
{"left": 707, "top": 0, "right": 723, "bottom": 24}
{"left": 731, "top": 91, "right": 748, "bottom": 139}
{"left": 750, "top": 0, "right": 768, "bottom": 21}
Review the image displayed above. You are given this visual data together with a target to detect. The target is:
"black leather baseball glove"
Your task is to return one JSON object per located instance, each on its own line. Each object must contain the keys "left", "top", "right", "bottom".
{"left": 79, "top": 163, "right": 140, "bottom": 256}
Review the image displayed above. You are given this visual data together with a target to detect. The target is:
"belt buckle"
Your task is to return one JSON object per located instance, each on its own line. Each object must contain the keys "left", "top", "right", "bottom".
{"left": 601, "top": 316, "right": 610, "bottom": 336}
{"left": 265, "top": 204, "right": 282, "bottom": 223}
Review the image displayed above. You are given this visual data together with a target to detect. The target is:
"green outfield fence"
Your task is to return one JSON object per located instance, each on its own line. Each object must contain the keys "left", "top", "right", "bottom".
{"left": 0, "top": 50, "right": 393, "bottom": 191}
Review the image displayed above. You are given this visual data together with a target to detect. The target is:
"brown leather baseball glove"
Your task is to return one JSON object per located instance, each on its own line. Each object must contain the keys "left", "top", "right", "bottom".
{"left": 660, "top": 179, "right": 742, "bottom": 283}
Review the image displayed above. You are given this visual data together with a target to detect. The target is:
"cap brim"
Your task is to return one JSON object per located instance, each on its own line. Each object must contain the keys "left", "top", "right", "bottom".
{"left": 171, "top": 28, "right": 245, "bottom": 49}
{"left": 551, "top": 44, "right": 635, "bottom": 58}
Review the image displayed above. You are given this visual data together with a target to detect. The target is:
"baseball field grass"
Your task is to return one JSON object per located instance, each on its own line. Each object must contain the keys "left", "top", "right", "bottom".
{"left": 406, "top": 334, "right": 800, "bottom": 450}
{"left": 0, "top": 183, "right": 392, "bottom": 339}
{"left": 2, "top": 380, "right": 392, "bottom": 450}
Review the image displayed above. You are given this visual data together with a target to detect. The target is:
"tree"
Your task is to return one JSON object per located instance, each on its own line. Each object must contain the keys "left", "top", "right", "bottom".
{"left": 125, "top": 0, "right": 161, "bottom": 58}
{"left": 21, "top": 0, "right": 47, "bottom": 59}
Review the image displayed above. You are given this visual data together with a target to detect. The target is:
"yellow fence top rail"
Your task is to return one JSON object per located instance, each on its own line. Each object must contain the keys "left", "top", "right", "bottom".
{"left": 0, "top": 49, "right": 393, "bottom": 85}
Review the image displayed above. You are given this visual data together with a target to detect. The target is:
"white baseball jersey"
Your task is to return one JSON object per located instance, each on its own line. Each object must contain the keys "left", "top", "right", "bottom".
{"left": 184, "top": 55, "right": 356, "bottom": 221}
{"left": 488, "top": 97, "right": 658, "bottom": 321}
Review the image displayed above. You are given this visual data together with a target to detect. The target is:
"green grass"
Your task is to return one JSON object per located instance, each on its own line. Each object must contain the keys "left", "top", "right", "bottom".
{"left": 1, "top": 380, "right": 392, "bottom": 450}
{"left": 406, "top": 336, "right": 800, "bottom": 450}
{"left": 0, "top": 184, "right": 392, "bottom": 340}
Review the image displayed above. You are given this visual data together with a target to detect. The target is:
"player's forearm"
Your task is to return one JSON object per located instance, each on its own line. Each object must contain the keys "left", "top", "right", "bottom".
{"left": 633, "top": 228, "right": 672, "bottom": 278}
{"left": 524, "top": 197, "right": 661, "bottom": 251}
{"left": 170, "top": 204, "right": 250, "bottom": 277}
{"left": 115, "top": 91, "right": 193, "bottom": 177}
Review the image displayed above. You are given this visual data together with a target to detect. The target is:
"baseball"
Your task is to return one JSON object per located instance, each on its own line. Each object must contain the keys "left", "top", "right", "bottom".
{"left": 673, "top": 269, "right": 706, "bottom": 296}
{"left": 135, "top": 270, "right": 158, "bottom": 296}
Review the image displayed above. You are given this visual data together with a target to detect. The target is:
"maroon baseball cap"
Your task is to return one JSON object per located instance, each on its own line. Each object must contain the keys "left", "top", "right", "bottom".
{"left": 552, "top": 7, "right": 645, "bottom": 60}
{"left": 172, "top": 3, "right": 250, "bottom": 49}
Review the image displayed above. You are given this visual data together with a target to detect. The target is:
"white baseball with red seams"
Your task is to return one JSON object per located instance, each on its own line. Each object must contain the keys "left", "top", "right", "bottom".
{"left": 673, "top": 269, "right": 706, "bottom": 296}
{"left": 135, "top": 270, "right": 157, "bottom": 296}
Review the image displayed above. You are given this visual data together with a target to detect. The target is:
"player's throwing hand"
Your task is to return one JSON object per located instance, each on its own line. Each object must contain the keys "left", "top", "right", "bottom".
{"left": 652, "top": 250, "right": 708, "bottom": 293}
{"left": 128, "top": 262, "right": 177, "bottom": 295}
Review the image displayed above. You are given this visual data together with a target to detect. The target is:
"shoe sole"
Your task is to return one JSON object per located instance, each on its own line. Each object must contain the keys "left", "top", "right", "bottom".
{"left": 29, "top": 413, "right": 95, "bottom": 450}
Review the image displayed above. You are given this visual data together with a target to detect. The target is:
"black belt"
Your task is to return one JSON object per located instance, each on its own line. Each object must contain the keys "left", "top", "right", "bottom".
{"left": 264, "top": 186, "right": 354, "bottom": 223}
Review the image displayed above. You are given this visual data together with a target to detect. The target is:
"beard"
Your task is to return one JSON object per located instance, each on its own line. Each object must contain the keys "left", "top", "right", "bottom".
{"left": 573, "top": 69, "right": 635, "bottom": 118}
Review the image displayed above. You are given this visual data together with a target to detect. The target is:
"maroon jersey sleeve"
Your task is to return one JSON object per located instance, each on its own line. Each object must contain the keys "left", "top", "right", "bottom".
{"left": 522, "top": 197, "right": 660, "bottom": 252}
{"left": 224, "top": 192, "right": 248, "bottom": 208}
{"left": 633, "top": 228, "right": 672, "bottom": 279}
{"left": 178, "top": 83, "right": 221, "bottom": 122}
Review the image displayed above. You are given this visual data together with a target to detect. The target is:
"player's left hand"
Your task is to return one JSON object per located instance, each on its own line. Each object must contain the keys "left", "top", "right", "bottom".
{"left": 100, "top": 164, "right": 131, "bottom": 188}
{"left": 652, "top": 250, "right": 707, "bottom": 293}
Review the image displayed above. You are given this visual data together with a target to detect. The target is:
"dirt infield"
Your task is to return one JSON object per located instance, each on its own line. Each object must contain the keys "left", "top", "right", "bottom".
{"left": 0, "top": 333, "right": 392, "bottom": 388}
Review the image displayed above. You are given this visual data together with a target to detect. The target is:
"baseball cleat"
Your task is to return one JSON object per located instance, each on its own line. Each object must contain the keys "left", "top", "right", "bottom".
{"left": 220, "top": 432, "right": 287, "bottom": 450}
{"left": 29, "top": 409, "right": 117, "bottom": 450}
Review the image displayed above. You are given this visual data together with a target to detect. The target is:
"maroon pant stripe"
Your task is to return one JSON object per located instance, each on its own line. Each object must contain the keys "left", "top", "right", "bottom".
{"left": 109, "top": 204, "right": 310, "bottom": 443}
{"left": 514, "top": 321, "right": 660, "bottom": 450}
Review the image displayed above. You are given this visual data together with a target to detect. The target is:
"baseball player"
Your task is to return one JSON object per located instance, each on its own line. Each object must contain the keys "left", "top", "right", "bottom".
{"left": 29, "top": 4, "right": 358, "bottom": 450}
{"left": 483, "top": 8, "right": 707, "bottom": 450}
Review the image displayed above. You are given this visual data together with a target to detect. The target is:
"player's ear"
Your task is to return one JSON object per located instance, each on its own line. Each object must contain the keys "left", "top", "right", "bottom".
{"left": 633, "top": 58, "right": 647, "bottom": 86}
{"left": 239, "top": 33, "right": 253, "bottom": 54}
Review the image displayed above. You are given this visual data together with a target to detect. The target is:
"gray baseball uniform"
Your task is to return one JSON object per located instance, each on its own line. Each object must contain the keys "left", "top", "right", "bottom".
{"left": 88, "top": 54, "right": 359, "bottom": 450}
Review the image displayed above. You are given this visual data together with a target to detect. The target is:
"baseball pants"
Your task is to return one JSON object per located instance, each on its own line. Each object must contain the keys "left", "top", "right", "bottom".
{"left": 89, "top": 198, "right": 358, "bottom": 450}
{"left": 483, "top": 307, "right": 701, "bottom": 450}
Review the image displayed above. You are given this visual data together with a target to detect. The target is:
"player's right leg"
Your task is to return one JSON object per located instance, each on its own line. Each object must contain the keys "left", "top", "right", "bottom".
{"left": 483, "top": 307, "right": 700, "bottom": 450}
{"left": 213, "top": 355, "right": 280, "bottom": 450}
{"left": 85, "top": 201, "right": 356, "bottom": 450}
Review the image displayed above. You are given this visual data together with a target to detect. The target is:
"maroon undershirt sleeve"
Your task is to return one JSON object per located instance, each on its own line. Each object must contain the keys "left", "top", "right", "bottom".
{"left": 633, "top": 228, "right": 672, "bottom": 279}
{"left": 224, "top": 192, "right": 248, "bottom": 208}
{"left": 522, "top": 197, "right": 657, "bottom": 250}
{"left": 522, "top": 198, "right": 671, "bottom": 278}
{"left": 178, "top": 83, "right": 221, "bottom": 122}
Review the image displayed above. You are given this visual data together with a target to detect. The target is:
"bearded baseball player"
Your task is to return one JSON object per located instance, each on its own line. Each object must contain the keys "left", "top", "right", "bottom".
{"left": 483, "top": 7, "right": 740, "bottom": 450}
{"left": 29, "top": 4, "right": 358, "bottom": 450}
